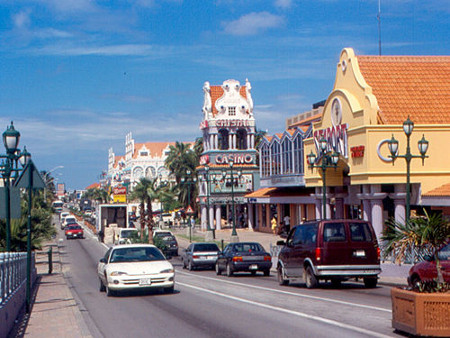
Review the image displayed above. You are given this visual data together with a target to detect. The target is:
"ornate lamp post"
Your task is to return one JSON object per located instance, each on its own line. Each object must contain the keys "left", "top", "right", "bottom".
{"left": 387, "top": 116, "right": 429, "bottom": 223}
{"left": 307, "top": 137, "right": 340, "bottom": 220}
{"left": 223, "top": 159, "right": 241, "bottom": 242}
{"left": 0, "top": 122, "right": 28, "bottom": 251}
{"left": 181, "top": 170, "right": 197, "bottom": 242}
{"left": 204, "top": 165, "right": 215, "bottom": 240}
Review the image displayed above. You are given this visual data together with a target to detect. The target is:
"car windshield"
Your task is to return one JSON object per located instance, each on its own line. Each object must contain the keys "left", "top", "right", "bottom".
{"left": 121, "top": 230, "right": 136, "bottom": 238}
{"left": 154, "top": 232, "right": 172, "bottom": 237}
{"left": 109, "top": 247, "right": 165, "bottom": 263}
{"left": 67, "top": 225, "right": 82, "bottom": 230}
{"left": 233, "top": 243, "right": 264, "bottom": 252}
{"left": 66, "top": 218, "right": 76, "bottom": 223}
{"left": 194, "top": 244, "right": 219, "bottom": 252}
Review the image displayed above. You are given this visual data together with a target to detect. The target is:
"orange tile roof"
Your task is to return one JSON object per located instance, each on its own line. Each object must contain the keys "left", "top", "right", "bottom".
{"left": 357, "top": 55, "right": 450, "bottom": 124}
{"left": 210, "top": 84, "right": 248, "bottom": 116}
{"left": 423, "top": 183, "right": 450, "bottom": 197}
{"left": 245, "top": 187, "right": 277, "bottom": 198}
{"left": 133, "top": 142, "right": 179, "bottom": 159}
{"left": 114, "top": 155, "right": 124, "bottom": 166}
{"left": 86, "top": 182, "right": 100, "bottom": 190}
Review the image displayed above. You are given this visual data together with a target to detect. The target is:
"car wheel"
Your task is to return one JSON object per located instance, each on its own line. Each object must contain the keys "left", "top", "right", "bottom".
{"left": 251, "top": 271, "right": 257, "bottom": 276}
{"left": 99, "top": 278, "right": 106, "bottom": 292}
{"left": 105, "top": 284, "right": 114, "bottom": 297}
{"left": 263, "top": 269, "right": 270, "bottom": 277}
{"left": 188, "top": 260, "right": 194, "bottom": 271}
{"left": 226, "top": 263, "right": 233, "bottom": 277}
{"left": 331, "top": 279, "right": 342, "bottom": 288}
{"left": 215, "top": 263, "right": 222, "bottom": 275}
{"left": 304, "top": 266, "right": 319, "bottom": 289}
{"left": 364, "top": 277, "right": 378, "bottom": 288}
{"left": 277, "top": 266, "right": 289, "bottom": 286}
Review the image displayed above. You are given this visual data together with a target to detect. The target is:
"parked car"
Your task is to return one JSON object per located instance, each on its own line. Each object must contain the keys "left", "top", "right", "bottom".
{"left": 65, "top": 225, "right": 84, "bottom": 239}
{"left": 115, "top": 228, "right": 138, "bottom": 245}
{"left": 153, "top": 231, "right": 178, "bottom": 257}
{"left": 408, "top": 242, "right": 450, "bottom": 287}
{"left": 97, "top": 244, "right": 175, "bottom": 296}
{"left": 277, "top": 219, "right": 381, "bottom": 289}
{"left": 215, "top": 242, "right": 272, "bottom": 277}
{"left": 182, "top": 242, "right": 220, "bottom": 270}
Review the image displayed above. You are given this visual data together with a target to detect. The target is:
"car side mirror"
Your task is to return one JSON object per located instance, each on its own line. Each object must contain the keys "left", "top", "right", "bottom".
{"left": 99, "top": 258, "right": 106, "bottom": 263}
{"left": 424, "top": 254, "right": 434, "bottom": 262}
{"left": 276, "top": 240, "right": 286, "bottom": 246}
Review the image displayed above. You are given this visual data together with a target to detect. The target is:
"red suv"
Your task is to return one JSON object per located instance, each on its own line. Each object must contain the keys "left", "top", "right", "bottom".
{"left": 277, "top": 219, "right": 381, "bottom": 288}
{"left": 408, "top": 242, "right": 450, "bottom": 287}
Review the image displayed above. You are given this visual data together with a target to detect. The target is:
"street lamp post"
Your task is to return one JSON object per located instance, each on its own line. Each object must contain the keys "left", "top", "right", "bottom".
{"left": 0, "top": 122, "right": 27, "bottom": 251}
{"left": 158, "top": 174, "right": 168, "bottom": 227}
{"left": 204, "top": 165, "right": 215, "bottom": 240}
{"left": 307, "top": 137, "right": 340, "bottom": 220}
{"left": 181, "top": 170, "right": 196, "bottom": 242}
{"left": 388, "top": 116, "right": 429, "bottom": 224}
{"left": 43, "top": 165, "right": 64, "bottom": 199}
{"left": 223, "top": 159, "right": 241, "bottom": 242}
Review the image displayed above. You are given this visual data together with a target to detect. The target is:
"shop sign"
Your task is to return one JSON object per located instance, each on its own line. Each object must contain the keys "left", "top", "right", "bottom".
{"left": 216, "top": 153, "right": 253, "bottom": 165}
{"left": 200, "top": 155, "right": 210, "bottom": 165}
{"left": 210, "top": 173, "right": 253, "bottom": 194}
{"left": 113, "top": 186, "right": 127, "bottom": 195}
{"left": 350, "top": 145, "right": 365, "bottom": 158}
{"left": 113, "top": 194, "right": 127, "bottom": 203}
{"left": 314, "top": 123, "right": 348, "bottom": 158}
{"left": 216, "top": 119, "right": 249, "bottom": 128}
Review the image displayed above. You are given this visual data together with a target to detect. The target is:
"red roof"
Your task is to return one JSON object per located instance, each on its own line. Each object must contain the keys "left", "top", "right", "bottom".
{"left": 210, "top": 85, "right": 248, "bottom": 116}
{"left": 85, "top": 183, "right": 100, "bottom": 190}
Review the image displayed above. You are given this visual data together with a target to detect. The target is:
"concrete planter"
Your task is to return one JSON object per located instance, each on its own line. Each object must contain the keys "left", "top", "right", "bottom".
{"left": 391, "top": 287, "right": 450, "bottom": 337}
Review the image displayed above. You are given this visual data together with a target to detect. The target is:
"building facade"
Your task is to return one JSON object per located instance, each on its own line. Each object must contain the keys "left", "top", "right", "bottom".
{"left": 197, "top": 79, "right": 259, "bottom": 231}
{"left": 107, "top": 132, "right": 176, "bottom": 189}
{"left": 303, "top": 48, "right": 450, "bottom": 240}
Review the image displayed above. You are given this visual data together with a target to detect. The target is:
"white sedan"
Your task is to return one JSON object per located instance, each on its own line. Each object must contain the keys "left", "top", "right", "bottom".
{"left": 98, "top": 244, "right": 175, "bottom": 296}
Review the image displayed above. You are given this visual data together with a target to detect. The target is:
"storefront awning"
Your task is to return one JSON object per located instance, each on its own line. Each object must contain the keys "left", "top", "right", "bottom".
{"left": 246, "top": 187, "right": 315, "bottom": 204}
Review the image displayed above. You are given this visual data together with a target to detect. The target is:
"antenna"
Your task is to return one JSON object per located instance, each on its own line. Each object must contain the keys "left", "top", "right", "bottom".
{"left": 377, "top": 0, "right": 381, "bottom": 55}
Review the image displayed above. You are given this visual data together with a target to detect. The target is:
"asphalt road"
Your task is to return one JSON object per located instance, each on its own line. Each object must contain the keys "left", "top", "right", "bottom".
{"left": 57, "top": 223, "right": 399, "bottom": 338}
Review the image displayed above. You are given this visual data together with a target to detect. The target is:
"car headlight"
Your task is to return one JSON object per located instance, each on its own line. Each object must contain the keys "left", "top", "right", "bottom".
{"left": 160, "top": 268, "right": 174, "bottom": 273}
{"left": 110, "top": 271, "right": 128, "bottom": 276}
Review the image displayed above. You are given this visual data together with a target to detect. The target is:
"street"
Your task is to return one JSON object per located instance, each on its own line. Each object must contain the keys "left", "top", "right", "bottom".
{"left": 57, "top": 224, "right": 398, "bottom": 338}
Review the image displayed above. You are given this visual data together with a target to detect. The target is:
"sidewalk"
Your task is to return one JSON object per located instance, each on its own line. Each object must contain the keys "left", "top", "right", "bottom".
{"left": 16, "top": 240, "right": 92, "bottom": 338}
{"left": 171, "top": 226, "right": 411, "bottom": 286}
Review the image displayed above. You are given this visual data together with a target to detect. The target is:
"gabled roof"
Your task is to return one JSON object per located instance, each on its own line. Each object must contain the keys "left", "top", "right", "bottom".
{"left": 85, "top": 182, "right": 100, "bottom": 190}
{"left": 132, "top": 142, "right": 179, "bottom": 159}
{"left": 210, "top": 85, "right": 248, "bottom": 116}
{"left": 357, "top": 55, "right": 450, "bottom": 124}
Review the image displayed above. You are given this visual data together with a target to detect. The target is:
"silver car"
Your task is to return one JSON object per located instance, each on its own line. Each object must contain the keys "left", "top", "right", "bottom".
{"left": 182, "top": 242, "right": 220, "bottom": 271}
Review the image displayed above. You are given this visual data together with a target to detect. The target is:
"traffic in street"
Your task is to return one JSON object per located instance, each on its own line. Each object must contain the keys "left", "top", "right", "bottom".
{"left": 57, "top": 216, "right": 396, "bottom": 338}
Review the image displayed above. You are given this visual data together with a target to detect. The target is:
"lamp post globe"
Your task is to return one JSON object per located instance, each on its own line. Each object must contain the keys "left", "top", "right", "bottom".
{"left": 20, "top": 146, "right": 31, "bottom": 167}
{"left": 3, "top": 121, "right": 20, "bottom": 155}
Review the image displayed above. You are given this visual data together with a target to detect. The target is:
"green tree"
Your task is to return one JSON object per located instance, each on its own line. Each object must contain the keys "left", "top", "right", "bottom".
{"left": 83, "top": 187, "right": 110, "bottom": 204}
{"left": 382, "top": 209, "right": 450, "bottom": 284}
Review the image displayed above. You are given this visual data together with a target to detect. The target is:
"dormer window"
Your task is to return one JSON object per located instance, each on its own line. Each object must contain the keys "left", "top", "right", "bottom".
{"left": 140, "top": 151, "right": 148, "bottom": 156}
{"left": 228, "top": 106, "right": 236, "bottom": 116}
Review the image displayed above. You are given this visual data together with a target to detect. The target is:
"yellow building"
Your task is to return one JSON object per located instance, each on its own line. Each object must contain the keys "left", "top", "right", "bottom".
{"left": 304, "top": 48, "right": 450, "bottom": 240}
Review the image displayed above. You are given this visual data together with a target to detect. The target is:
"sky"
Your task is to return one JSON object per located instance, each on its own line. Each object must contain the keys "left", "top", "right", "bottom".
{"left": 0, "top": 0, "right": 448, "bottom": 190}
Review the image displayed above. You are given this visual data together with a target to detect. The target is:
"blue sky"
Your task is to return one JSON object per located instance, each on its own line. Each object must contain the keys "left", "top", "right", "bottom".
{"left": 0, "top": 0, "right": 448, "bottom": 189}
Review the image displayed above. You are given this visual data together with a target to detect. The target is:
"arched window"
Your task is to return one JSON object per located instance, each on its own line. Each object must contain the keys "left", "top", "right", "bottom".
{"left": 236, "top": 129, "right": 247, "bottom": 150}
{"left": 218, "top": 129, "right": 229, "bottom": 150}
{"left": 260, "top": 143, "right": 270, "bottom": 177}
{"left": 293, "top": 134, "right": 304, "bottom": 174}
{"left": 281, "top": 138, "right": 292, "bottom": 174}
{"left": 145, "top": 166, "right": 156, "bottom": 178}
{"left": 270, "top": 141, "right": 281, "bottom": 175}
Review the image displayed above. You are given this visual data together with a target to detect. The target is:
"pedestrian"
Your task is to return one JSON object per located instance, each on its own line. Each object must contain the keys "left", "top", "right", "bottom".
{"left": 283, "top": 214, "right": 290, "bottom": 233}
{"left": 271, "top": 216, "right": 278, "bottom": 234}
{"left": 98, "top": 229, "right": 104, "bottom": 243}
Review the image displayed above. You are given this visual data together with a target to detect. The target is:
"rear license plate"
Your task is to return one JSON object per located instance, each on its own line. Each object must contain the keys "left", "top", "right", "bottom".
{"left": 139, "top": 278, "right": 151, "bottom": 286}
{"left": 355, "top": 250, "right": 366, "bottom": 257}
{"left": 249, "top": 264, "right": 258, "bottom": 270}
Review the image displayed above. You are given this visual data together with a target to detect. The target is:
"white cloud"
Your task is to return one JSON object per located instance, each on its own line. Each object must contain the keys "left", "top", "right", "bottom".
{"left": 13, "top": 9, "right": 31, "bottom": 29}
{"left": 275, "top": 0, "right": 292, "bottom": 9}
{"left": 222, "top": 12, "right": 284, "bottom": 36}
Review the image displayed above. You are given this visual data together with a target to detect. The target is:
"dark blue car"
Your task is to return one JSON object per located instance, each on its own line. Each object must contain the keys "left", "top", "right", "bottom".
{"left": 215, "top": 242, "right": 272, "bottom": 277}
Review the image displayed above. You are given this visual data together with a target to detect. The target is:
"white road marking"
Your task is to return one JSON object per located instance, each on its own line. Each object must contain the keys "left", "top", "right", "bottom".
{"left": 178, "top": 281, "right": 392, "bottom": 338}
{"left": 176, "top": 270, "right": 391, "bottom": 313}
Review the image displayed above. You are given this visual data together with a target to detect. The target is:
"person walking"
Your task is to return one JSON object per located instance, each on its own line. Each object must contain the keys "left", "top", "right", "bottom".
{"left": 271, "top": 216, "right": 278, "bottom": 235}
{"left": 283, "top": 214, "right": 290, "bottom": 233}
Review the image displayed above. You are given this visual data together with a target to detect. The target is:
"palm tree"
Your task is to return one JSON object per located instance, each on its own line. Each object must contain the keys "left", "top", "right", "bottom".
{"left": 129, "top": 178, "right": 153, "bottom": 241}
{"left": 382, "top": 209, "right": 450, "bottom": 284}
{"left": 165, "top": 141, "right": 197, "bottom": 184}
